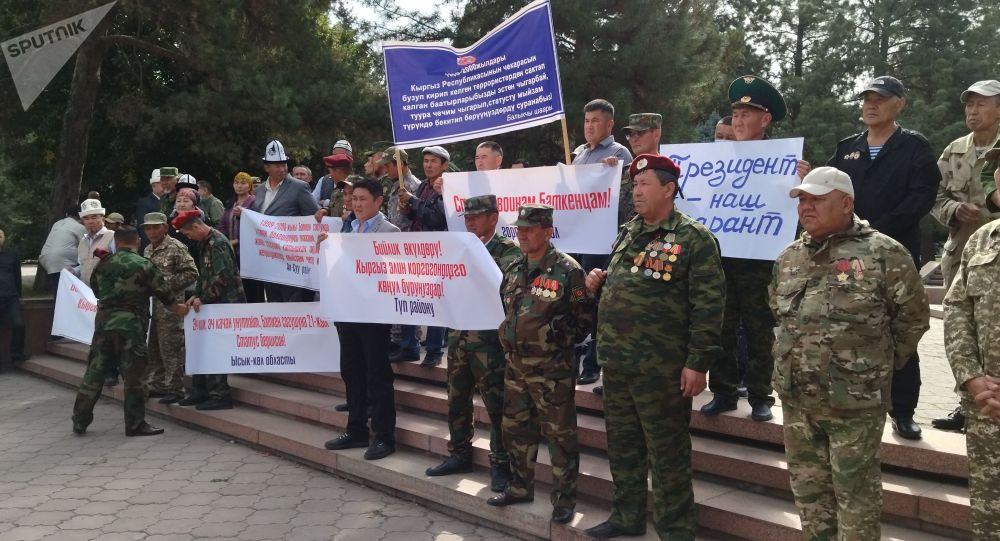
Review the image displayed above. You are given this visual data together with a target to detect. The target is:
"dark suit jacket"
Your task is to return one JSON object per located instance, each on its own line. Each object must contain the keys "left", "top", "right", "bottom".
{"left": 134, "top": 193, "right": 162, "bottom": 249}
{"left": 250, "top": 174, "right": 319, "bottom": 217}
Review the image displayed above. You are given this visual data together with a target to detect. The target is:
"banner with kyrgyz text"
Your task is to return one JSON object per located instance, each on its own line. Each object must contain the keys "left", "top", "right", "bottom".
{"left": 240, "top": 209, "right": 341, "bottom": 290}
{"left": 184, "top": 302, "right": 340, "bottom": 375}
{"left": 442, "top": 163, "right": 620, "bottom": 254}
{"left": 51, "top": 269, "right": 97, "bottom": 345}
{"left": 318, "top": 232, "right": 505, "bottom": 330}
{"left": 659, "top": 138, "right": 803, "bottom": 261}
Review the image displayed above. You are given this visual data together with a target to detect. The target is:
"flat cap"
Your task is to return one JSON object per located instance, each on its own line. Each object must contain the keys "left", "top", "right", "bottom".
{"left": 422, "top": 145, "right": 450, "bottom": 162}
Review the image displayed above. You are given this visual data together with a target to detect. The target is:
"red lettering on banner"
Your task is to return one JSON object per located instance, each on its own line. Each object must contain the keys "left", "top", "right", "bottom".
{"left": 76, "top": 298, "right": 97, "bottom": 313}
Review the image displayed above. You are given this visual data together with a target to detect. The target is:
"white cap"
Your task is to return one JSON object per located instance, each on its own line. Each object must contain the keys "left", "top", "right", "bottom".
{"left": 332, "top": 140, "right": 353, "bottom": 154}
{"left": 79, "top": 199, "right": 106, "bottom": 217}
{"left": 149, "top": 168, "right": 161, "bottom": 184}
{"left": 961, "top": 80, "right": 1000, "bottom": 103}
{"left": 789, "top": 166, "right": 854, "bottom": 198}
{"left": 263, "top": 140, "right": 289, "bottom": 163}
{"left": 422, "top": 146, "right": 450, "bottom": 162}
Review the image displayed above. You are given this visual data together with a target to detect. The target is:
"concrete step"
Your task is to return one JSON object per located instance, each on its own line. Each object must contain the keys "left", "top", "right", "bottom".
{"left": 24, "top": 353, "right": 969, "bottom": 539}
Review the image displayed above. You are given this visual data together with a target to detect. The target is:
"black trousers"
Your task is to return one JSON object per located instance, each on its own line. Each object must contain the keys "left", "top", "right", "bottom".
{"left": 336, "top": 322, "right": 395, "bottom": 444}
{"left": 264, "top": 282, "right": 315, "bottom": 303}
{"left": 0, "top": 296, "right": 26, "bottom": 360}
{"left": 242, "top": 278, "right": 266, "bottom": 303}
{"left": 891, "top": 353, "right": 921, "bottom": 419}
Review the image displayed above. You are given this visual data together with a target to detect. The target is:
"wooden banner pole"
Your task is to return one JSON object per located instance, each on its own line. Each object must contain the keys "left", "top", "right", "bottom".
{"left": 394, "top": 147, "right": 405, "bottom": 190}
{"left": 560, "top": 117, "right": 571, "bottom": 165}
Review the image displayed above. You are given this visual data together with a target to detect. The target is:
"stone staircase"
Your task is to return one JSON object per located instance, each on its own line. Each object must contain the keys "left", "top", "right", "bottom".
{"left": 21, "top": 341, "right": 971, "bottom": 541}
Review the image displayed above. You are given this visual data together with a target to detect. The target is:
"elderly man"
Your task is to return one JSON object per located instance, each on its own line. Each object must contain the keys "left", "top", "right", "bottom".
{"left": 425, "top": 195, "right": 521, "bottom": 491}
{"left": 583, "top": 155, "right": 725, "bottom": 540}
{"left": 313, "top": 155, "right": 355, "bottom": 223}
{"left": 943, "top": 163, "right": 1000, "bottom": 538}
{"left": 173, "top": 209, "right": 246, "bottom": 411}
{"left": 475, "top": 141, "right": 504, "bottom": 171}
{"left": 826, "top": 75, "right": 942, "bottom": 440}
{"left": 157, "top": 167, "right": 180, "bottom": 215}
{"left": 771, "top": 167, "right": 928, "bottom": 540}
{"left": 377, "top": 146, "right": 420, "bottom": 230}
{"left": 313, "top": 140, "right": 353, "bottom": 206}
{"left": 135, "top": 169, "right": 163, "bottom": 251}
{"left": 292, "top": 165, "right": 313, "bottom": 186}
{"left": 142, "top": 212, "right": 198, "bottom": 404}
{"left": 488, "top": 204, "right": 593, "bottom": 525}
{"left": 74, "top": 199, "right": 115, "bottom": 287}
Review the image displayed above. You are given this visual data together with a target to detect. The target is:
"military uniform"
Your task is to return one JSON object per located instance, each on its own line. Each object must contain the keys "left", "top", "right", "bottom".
{"left": 72, "top": 247, "right": 176, "bottom": 434}
{"left": 143, "top": 214, "right": 198, "bottom": 396}
{"left": 442, "top": 196, "right": 521, "bottom": 478}
{"left": 326, "top": 174, "right": 361, "bottom": 220}
{"left": 497, "top": 205, "right": 594, "bottom": 512}
{"left": 770, "top": 215, "right": 929, "bottom": 540}
{"left": 943, "top": 219, "right": 1000, "bottom": 540}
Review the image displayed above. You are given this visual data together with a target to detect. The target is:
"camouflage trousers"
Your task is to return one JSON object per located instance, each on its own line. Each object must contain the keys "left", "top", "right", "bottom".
{"left": 604, "top": 369, "right": 695, "bottom": 540}
{"left": 783, "top": 405, "right": 884, "bottom": 541}
{"left": 501, "top": 354, "right": 578, "bottom": 509}
{"left": 72, "top": 328, "right": 149, "bottom": 433}
{"left": 709, "top": 257, "right": 775, "bottom": 405}
{"left": 446, "top": 332, "right": 507, "bottom": 464}
{"left": 146, "top": 304, "right": 186, "bottom": 394}
{"left": 964, "top": 400, "right": 1000, "bottom": 540}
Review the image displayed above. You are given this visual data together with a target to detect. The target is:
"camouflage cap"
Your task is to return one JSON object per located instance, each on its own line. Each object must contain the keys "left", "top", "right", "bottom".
{"left": 377, "top": 146, "right": 408, "bottom": 165}
{"left": 462, "top": 195, "right": 498, "bottom": 216}
{"left": 104, "top": 212, "right": 125, "bottom": 224}
{"left": 159, "top": 166, "right": 179, "bottom": 178}
{"left": 513, "top": 203, "right": 554, "bottom": 227}
{"left": 141, "top": 212, "right": 168, "bottom": 226}
{"left": 339, "top": 174, "right": 363, "bottom": 188}
{"left": 622, "top": 113, "right": 662, "bottom": 134}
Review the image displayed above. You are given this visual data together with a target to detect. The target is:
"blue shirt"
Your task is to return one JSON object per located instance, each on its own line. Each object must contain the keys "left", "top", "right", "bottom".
{"left": 572, "top": 135, "right": 633, "bottom": 169}
{"left": 351, "top": 214, "right": 381, "bottom": 233}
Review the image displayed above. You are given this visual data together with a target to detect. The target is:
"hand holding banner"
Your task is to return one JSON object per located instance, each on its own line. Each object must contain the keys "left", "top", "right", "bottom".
{"left": 239, "top": 209, "right": 342, "bottom": 290}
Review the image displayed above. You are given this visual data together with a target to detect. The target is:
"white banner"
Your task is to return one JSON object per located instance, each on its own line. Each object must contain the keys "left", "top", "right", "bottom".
{"left": 2, "top": 2, "right": 117, "bottom": 110}
{"left": 319, "top": 232, "right": 505, "bottom": 330}
{"left": 51, "top": 269, "right": 96, "bottom": 345}
{"left": 660, "top": 138, "right": 803, "bottom": 261}
{"left": 239, "top": 209, "right": 342, "bottom": 290}
{"left": 184, "top": 302, "right": 340, "bottom": 375}
{"left": 442, "top": 163, "right": 620, "bottom": 254}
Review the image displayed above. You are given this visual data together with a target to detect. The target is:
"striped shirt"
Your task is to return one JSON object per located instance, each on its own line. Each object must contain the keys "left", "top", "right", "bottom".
{"left": 868, "top": 145, "right": 882, "bottom": 160}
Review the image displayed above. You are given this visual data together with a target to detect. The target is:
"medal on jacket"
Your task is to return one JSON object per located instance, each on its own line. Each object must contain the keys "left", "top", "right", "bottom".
{"left": 835, "top": 259, "right": 850, "bottom": 282}
{"left": 632, "top": 233, "right": 681, "bottom": 281}
{"left": 850, "top": 257, "right": 865, "bottom": 280}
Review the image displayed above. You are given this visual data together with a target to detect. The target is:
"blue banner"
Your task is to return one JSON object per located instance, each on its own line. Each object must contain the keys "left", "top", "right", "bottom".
{"left": 382, "top": 0, "right": 564, "bottom": 149}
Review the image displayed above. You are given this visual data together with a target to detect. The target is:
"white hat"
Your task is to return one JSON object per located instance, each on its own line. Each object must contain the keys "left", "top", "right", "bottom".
{"left": 961, "top": 80, "right": 1000, "bottom": 103}
{"left": 80, "top": 199, "right": 105, "bottom": 217}
{"left": 149, "top": 168, "right": 161, "bottom": 184}
{"left": 422, "top": 146, "right": 450, "bottom": 162}
{"left": 263, "top": 140, "right": 289, "bottom": 163}
{"left": 332, "top": 140, "right": 353, "bottom": 154}
{"left": 178, "top": 173, "right": 197, "bottom": 185}
{"left": 789, "top": 167, "right": 854, "bottom": 198}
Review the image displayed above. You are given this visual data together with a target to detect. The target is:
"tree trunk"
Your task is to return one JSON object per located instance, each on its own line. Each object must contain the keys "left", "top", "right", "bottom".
{"left": 46, "top": 16, "right": 111, "bottom": 230}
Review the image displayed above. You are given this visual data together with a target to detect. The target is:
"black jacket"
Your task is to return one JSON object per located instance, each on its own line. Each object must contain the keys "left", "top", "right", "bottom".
{"left": 404, "top": 180, "right": 447, "bottom": 231}
{"left": 134, "top": 193, "right": 161, "bottom": 249}
{"left": 0, "top": 246, "right": 21, "bottom": 298}
{"left": 827, "top": 126, "right": 941, "bottom": 264}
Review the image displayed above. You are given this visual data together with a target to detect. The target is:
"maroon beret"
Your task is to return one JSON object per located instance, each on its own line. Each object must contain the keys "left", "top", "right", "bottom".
{"left": 629, "top": 153, "right": 681, "bottom": 180}
{"left": 323, "top": 154, "right": 353, "bottom": 168}
{"left": 170, "top": 209, "right": 203, "bottom": 230}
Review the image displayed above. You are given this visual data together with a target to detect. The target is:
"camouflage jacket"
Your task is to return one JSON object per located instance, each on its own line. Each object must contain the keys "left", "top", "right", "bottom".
{"left": 160, "top": 192, "right": 177, "bottom": 215}
{"left": 618, "top": 168, "right": 635, "bottom": 227}
{"left": 597, "top": 209, "right": 724, "bottom": 375}
{"left": 144, "top": 235, "right": 198, "bottom": 306}
{"left": 384, "top": 171, "right": 421, "bottom": 231}
{"left": 195, "top": 228, "right": 246, "bottom": 304}
{"left": 499, "top": 244, "right": 594, "bottom": 363}
{"left": 769, "top": 216, "right": 929, "bottom": 414}
{"left": 931, "top": 131, "right": 1000, "bottom": 256}
{"left": 458, "top": 233, "right": 522, "bottom": 351}
{"left": 326, "top": 185, "right": 348, "bottom": 220}
{"left": 91, "top": 248, "right": 174, "bottom": 334}
{"left": 943, "top": 219, "right": 1000, "bottom": 394}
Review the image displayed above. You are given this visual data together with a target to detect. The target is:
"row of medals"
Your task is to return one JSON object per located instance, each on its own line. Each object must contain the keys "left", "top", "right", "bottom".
{"left": 631, "top": 235, "right": 682, "bottom": 281}
{"left": 531, "top": 276, "right": 559, "bottom": 298}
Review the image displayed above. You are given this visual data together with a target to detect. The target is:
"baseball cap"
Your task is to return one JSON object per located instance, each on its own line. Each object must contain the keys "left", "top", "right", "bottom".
{"left": 789, "top": 167, "right": 854, "bottom": 198}
{"left": 960, "top": 80, "right": 1000, "bottom": 103}
{"left": 858, "top": 76, "right": 905, "bottom": 99}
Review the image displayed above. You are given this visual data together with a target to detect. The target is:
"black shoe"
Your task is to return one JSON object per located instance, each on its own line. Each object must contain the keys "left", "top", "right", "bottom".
{"left": 389, "top": 350, "right": 420, "bottom": 363}
{"left": 104, "top": 375, "right": 119, "bottom": 387}
{"left": 72, "top": 424, "right": 86, "bottom": 435}
{"left": 157, "top": 393, "right": 183, "bottom": 405}
{"left": 931, "top": 407, "right": 965, "bottom": 431}
{"left": 426, "top": 455, "right": 473, "bottom": 476}
{"left": 583, "top": 520, "right": 640, "bottom": 538}
{"left": 750, "top": 402, "right": 773, "bottom": 422}
{"left": 334, "top": 402, "right": 349, "bottom": 412}
{"left": 420, "top": 351, "right": 443, "bottom": 367}
{"left": 325, "top": 432, "right": 369, "bottom": 450}
{"left": 699, "top": 396, "right": 737, "bottom": 416}
{"left": 893, "top": 417, "right": 922, "bottom": 440}
{"left": 195, "top": 399, "right": 233, "bottom": 411}
{"left": 12, "top": 354, "right": 29, "bottom": 363}
{"left": 364, "top": 440, "right": 395, "bottom": 460}
{"left": 552, "top": 507, "right": 575, "bottom": 524}
{"left": 489, "top": 463, "right": 512, "bottom": 493}
{"left": 177, "top": 394, "right": 208, "bottom": 407}
{"left": 486, "top": 493, "right": 533, "bottom": 506}
{"left": 147, "top": 390, "right": 169, "bottom": 399}
{"left": 577, "top": 371, "right": 600, "bottom": 385}
{"left": 126, "top": 423, "right": 164, "bottom": 437}
{"left": 593, "top": 385, "right": 603, "bottom": 396}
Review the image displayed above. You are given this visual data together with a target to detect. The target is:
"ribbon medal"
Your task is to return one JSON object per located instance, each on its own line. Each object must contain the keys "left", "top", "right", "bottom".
{"left": 835, "top": 259, "right": 850, "bottom": 283}
{"left": 850, "top": 257, "right": 865, "bottom": 280}
{"left": 631, "top": 234, "right": 681, "bottom": 281}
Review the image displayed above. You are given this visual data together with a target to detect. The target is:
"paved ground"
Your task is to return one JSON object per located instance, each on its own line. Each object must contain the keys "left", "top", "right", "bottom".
{"left": 0, "top": 373, "right": 509, "bottom": 541}
{"left": 915, "top": 317, "right": 960, "bottom": 427}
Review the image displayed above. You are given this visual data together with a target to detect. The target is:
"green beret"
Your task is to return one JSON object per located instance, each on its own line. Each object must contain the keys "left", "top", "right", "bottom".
{"left": 728, "top": 75, "right": 787, "bottom": 122}
{"left": 513, "top": 204, "right": 554, "bottom": 227}
{"left": 462, "top": 195, "right": 498, "bottom": 216}
{"left": 622, "top": 113, "right": 662, "bottom": 134}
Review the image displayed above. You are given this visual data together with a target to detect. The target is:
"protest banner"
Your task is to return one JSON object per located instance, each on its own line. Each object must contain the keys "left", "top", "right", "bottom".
{"left": 659, "top": 138, "right": 803, "bottom": 261}
{"left": 51, "top": 269, "right": 97, "bottom": 345}
{"left": 442, "top": 163, "right": 620, "bottom": 254}
{"left": 318, "top": 232, "right": 505, "bottom": 330}
{"left": 184, "top": 302, "right": 340, "bottom": 375}
{"left": 240, "top": 209, "right": 342, "bottom": 291}
{"left": 382, "top": 0, "right": 565, "bottom": 150}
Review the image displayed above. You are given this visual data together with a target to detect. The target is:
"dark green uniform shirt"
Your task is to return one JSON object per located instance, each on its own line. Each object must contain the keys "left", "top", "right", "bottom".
{"left": 597, "top": 209, "right": 725, "bottom": 375}
{"left": 460, "top": 233, "right": 522, "bottom": 350}
{"left": 195, "top": 229, "right": 246, "bottom": 304}
{"left": 92, "top": 248, "right": 175, "bottom": 333}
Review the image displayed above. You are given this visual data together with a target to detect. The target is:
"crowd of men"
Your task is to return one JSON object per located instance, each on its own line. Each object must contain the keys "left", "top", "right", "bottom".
{"left": 2, "top": 72, "right": 997, "bottom": 540}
